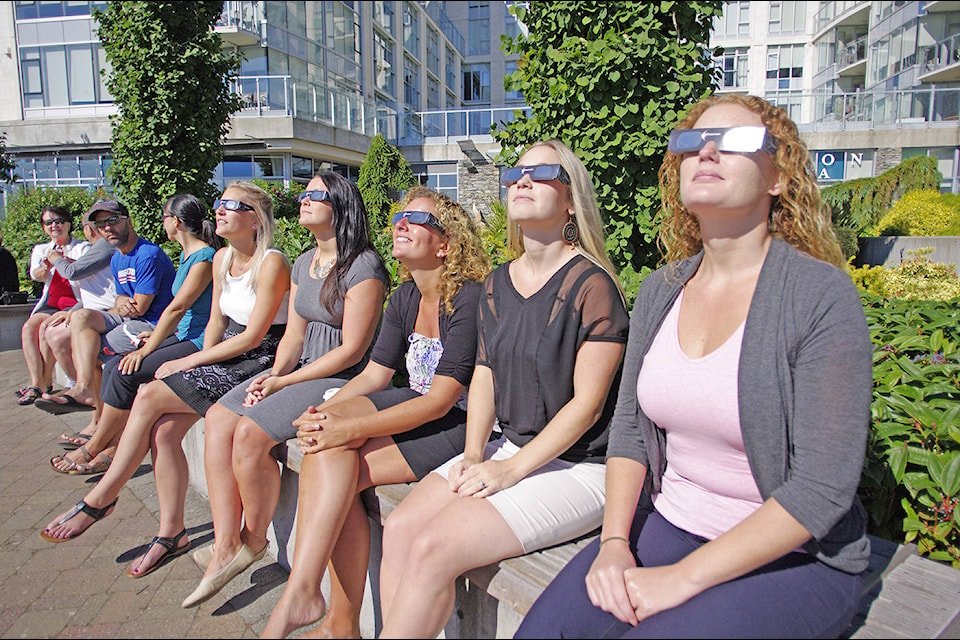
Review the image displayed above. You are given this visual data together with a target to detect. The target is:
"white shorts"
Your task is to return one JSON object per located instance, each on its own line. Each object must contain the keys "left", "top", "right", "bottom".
{"left": 432, "top": 436, "right": 606, "bottom": 553}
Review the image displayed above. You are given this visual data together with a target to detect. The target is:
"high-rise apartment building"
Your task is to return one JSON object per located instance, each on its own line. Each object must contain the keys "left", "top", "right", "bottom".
{"left": 0, "top": 0, "right": 957, "bottom": 218}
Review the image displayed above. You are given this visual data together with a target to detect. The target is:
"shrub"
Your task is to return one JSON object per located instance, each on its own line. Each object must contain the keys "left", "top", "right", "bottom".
{"left": 0, "top": 185, "right": 108, "bottom": 295}
{"left": 850, "top": 248, "right": 960, "bottom": 301}
{"left": 273, "top": 217, "right": 315, "bottom": 264}
{"left": 860, "top": 295, "right": 960, "bottom": 567}
{"left": 875, "top": 189, "right": 955, "bottom": 237}
{"left": 253, "top": 179, "right": 304, "bottom": 221}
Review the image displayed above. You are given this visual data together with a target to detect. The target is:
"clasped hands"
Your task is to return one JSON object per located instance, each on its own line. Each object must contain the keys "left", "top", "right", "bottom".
{"left": 447, "top": 457, "right": 518, "bottom": 497}
{"left": 294, "top": 405, "right": 361, "bottom": 454}
{"left": 242, "top": 373, "right": 286, "bottom": 407}
{"left": 585, "top": 543, "right": 696, "bottom": 626}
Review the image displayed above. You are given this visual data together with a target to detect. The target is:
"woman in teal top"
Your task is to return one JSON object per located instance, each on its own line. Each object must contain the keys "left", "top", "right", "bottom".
{"left": 51, "top": 194, "right": 223, "bottom": 483}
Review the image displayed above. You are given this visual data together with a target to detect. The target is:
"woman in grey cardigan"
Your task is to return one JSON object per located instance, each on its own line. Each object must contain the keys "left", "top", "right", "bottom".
{"left": 517, "top": 94, "right": 873, "bottom": 638}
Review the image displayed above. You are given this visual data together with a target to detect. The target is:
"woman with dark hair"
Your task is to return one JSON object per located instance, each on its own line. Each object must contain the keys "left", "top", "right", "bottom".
{"left": 41, "top": 181, "right": 291, "bottom": 584}
{"left": 183, "top": 171, "right": 389, "bottom": 605}
{"left": 49, "top": 194, "right": 222, "bottom": 475}
{"left": 17, "top": 205, "right": 81, "bottom": 405}
{"left": 516, "top": 94, "right": 872, "bottom": 639}
{"left": 261, "top": 185, "right": 490, "bottom": 639}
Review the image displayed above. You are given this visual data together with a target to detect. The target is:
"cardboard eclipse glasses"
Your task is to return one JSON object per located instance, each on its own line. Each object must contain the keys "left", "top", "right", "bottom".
{"left": 668, "top": 126, "right": 777, "bottom": 155}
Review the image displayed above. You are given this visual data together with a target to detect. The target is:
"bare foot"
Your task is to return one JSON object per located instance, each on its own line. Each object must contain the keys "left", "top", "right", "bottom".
{"left": 260, "top": 589, "right": 327, "bottom": 639}
{"left": 301, "top": 616, "right": 361, "bottom": 639}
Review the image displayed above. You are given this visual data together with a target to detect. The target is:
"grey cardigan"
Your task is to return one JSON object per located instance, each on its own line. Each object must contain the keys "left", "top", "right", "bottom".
{"left": 607, "top": 238, "right": 873, "bottom": 574}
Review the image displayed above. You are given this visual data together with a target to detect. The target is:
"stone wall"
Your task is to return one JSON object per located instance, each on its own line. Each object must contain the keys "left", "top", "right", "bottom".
{"left": 456, "top": 160, "right": 501, "bottom": 221}
{"left": 875, "top": 147, "right": 903, "bottom": 174}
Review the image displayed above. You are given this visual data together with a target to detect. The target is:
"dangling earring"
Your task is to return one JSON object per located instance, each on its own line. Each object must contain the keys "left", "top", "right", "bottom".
{"left": 562, "top": 215, "right": 579, "bottom": 245}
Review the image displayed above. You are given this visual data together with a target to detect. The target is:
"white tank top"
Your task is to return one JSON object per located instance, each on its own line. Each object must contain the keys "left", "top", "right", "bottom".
{"left": 219, "top": 248, "right": 289, "bottom": 326}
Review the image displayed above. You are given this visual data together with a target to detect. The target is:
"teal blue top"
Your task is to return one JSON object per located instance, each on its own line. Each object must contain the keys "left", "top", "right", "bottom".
{"left": 174, "top": 246, "right": 216, "bottom": 348}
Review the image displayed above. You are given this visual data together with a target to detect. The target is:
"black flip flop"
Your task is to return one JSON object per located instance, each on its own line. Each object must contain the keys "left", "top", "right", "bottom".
{"left": 126, "top": 529, "right": 191, "bottom": 578}
{"left": 34, "top": 395, "right": 95, "bottom": 415}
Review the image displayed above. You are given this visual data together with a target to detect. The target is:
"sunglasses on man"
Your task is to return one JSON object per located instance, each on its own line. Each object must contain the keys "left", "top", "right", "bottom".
{"left": 668, "top": 126, "right": 778, "bottom": 155}
{"left": 297, "top": 190, "right": 332, "bottom": 203}
{"left": 500, "top": 163, "right": 571, "bottom": 187}
{"left": 93, "top": 215, "right": 128, "bottom": 230}
{"left": 391, "top": 210, "right": 445, "bottom": 233}
{"left": 213, "top": 199, "right": 256, "bottom": 212}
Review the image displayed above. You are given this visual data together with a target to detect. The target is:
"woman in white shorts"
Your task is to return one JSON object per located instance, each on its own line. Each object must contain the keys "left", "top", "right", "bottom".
{"left": 377, "top": 139, "right": 630, "bottom": 638}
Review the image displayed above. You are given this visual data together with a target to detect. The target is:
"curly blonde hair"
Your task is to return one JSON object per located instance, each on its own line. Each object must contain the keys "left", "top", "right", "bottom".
{"left": 396, "top": 185, "right": 490, "bottom": 315}
{"left": 657, "top": 94, "right": 844, "bottom": 267}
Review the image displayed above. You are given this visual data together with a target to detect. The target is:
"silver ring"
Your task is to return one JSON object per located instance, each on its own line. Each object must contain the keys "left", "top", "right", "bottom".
{"left": 478, "top": 480, "right": 486, "bottom": 490}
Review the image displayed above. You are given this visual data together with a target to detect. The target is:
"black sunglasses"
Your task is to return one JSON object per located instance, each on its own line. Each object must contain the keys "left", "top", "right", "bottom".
{"left": 297, "top": 190, "right": 332, "bottom": 203}
{"left": 42, "top": 218, "right": 67, "bottom": 227}
{"left": 500, "top": 163, "right": 571, "bottom": 187}
{"left": 668, "top": 126, "right": 777, "bottom": 155}
{"left": 391, "top": 210, "right": 445, "bottom": 233}
{"left": 93, "top": 215, "right": 127, "bottom": 230}
{"left": 213, "top": 199, "right": 256, "bottom": 212}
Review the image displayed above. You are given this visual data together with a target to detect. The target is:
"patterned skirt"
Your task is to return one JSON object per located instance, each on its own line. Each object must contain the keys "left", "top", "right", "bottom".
{"left": 162, "top": 319, "right": 285, "bottom": 416}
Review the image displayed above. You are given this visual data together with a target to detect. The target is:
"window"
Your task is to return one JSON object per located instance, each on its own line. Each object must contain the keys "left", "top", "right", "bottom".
{"left": 766, "top": 44, "right": 804, "bottom": 91}
{"left": 14, "top": 1, "right": 106, "bottom": 19}
{"left": 403, "top": 55, "right": 420, "bottom": 107}
{"left": 372, "top": 0, "right": 394, "bottom": 34}
{"left": 426, "top": 28, "right": 440, "bottom": 77}
{"left": 403, "top": 1, "right": 419, "bottom": 54}
{"left": 764, "top": 91, "right": 802, "bottom": 121}
{"left": 715, "top": 47, "right": 748, "bottom": 90}
{"left": 463, "top": 62, "right": 490, "bottom": 102}
{"left": 19, "top": 43, "right": 112, "bottom": 109}
{"left": 427, "top": 77, "right": 440, "bottom": 110}
{"left": 504, "top": 59, "right": 523, "bottom": 100}
{"left": 768, "top": 1, "right": 806, "bottom": 36}
{"left": 713, "top": 0, "right": 750, "bottom": 38}
{"left": 504, "top": 1, "right": 525, "bottom": 40}
{"left": 468, "top": 1, "right": 490, "bottom": 55}
{"left": 445, "top": 46, "right": 457, "bottom": 92}
{"left": 374, "top": 31, "right": 395, "bottom": 96}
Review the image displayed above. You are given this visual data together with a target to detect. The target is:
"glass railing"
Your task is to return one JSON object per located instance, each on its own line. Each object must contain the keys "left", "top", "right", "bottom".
{"left": 217, "top": 0, "right": 260, "bottom": 34}
{"left": 919, "top": 33, "right": 960, "bottom": 76}
{"left": 410, "top": 105, "right": 532, "bottom": 144}
{"left": 806, "top": 87, "right": 960, "bottom": 130}
{"left": 815, "top": 1, "right": 869, "bottom": 33}
{"left": 420, "top": 1, "right": 465, "bottom": 55}
{"left": 838, "top": 34, "right": 868, "bottom": 68}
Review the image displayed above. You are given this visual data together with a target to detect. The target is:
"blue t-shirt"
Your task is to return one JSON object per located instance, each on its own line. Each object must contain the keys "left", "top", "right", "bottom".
{"left": 174, "top": 246, "right": 216, "bottom": 348}
{"left": 111, "top": 237, "right": 177, "bottom": 325}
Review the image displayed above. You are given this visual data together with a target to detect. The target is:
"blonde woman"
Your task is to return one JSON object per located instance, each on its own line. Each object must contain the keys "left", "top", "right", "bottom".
{"left": 518, "top": 95, "right": 871, "bottom": 638}
{"left": 260, "top": 186, "right": 489, "bottom": 638}
{"left": 377, "top": 140, "right": 629, "bottom": 638}
{"left": 41, "top": 181, "right": 291, "bottom": 583}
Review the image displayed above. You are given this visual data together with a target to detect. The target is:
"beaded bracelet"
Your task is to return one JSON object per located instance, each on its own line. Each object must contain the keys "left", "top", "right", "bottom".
{"left": 599, "top": 536, "right": 630, "bottom": 547}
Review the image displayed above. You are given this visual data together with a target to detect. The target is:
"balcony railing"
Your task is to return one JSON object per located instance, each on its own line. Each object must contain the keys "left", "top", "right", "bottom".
{"left": 409, "top": 106, "right": 532, "bottom": 144}
{"left": 217, "top": 0, "right": 260, "bottom": 34}
{"left": 815, "top": 1, "right": 869, "bottom": 33}
{"left": 838, "top": 34, "right": 868, "bottom": 68}
{"left": 807, "top": 86, "right": 960, "bottom": 130}
{"left": 920, "top": 32, "right": 960, "bottom": 75}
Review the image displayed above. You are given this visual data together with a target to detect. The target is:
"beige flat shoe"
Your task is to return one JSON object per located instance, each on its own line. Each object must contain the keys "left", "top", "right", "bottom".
{"left": 191, "top": 544, "right": 214, "bottom": 570}
{"left": 181, "top": 543, "right": 267, "bottom": 608}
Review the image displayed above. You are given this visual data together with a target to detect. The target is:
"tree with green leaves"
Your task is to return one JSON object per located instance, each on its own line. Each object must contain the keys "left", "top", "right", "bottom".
{"left": 496, "top": 1, "right": 721, "bottom": 302}
{"left": 95, "top": 1, "right": 243, "bottom": 243}
{"left": 358, "top": 133, "right": 416, "bottom": 268}
{"left": 0, "top": 132, "right": 17, "bottom": 184}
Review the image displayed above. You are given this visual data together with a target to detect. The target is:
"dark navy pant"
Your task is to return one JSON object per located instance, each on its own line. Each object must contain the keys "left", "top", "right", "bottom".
{"left": 99, "top": 337, "right": 198, "bottom": 410}
{"left": 515, "top": 510, "right": 863, "bottom": 639}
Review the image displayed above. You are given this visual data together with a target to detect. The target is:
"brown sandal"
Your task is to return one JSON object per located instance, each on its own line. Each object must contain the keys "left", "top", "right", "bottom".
{"left": 50, "top": 446, "right": 112, "bottom": 475}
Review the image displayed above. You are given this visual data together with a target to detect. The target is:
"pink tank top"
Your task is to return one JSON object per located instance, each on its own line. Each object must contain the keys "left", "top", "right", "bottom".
{"left": 635, "top": 289, "right": 763, "bottom": 540}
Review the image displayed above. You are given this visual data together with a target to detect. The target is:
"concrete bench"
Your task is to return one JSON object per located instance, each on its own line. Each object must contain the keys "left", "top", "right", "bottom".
{"left": 181, "top": 431, "right": 960, "bottom": 639}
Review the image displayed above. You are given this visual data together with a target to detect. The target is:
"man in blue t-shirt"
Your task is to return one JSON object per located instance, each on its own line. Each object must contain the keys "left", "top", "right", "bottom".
{"left": 35, "top": 199, "right": 176, "bottom": 415}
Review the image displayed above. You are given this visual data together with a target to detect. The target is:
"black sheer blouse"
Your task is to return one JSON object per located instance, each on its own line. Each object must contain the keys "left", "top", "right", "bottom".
{"left": 477, "top": 255, "right": 629, "bottom": 463}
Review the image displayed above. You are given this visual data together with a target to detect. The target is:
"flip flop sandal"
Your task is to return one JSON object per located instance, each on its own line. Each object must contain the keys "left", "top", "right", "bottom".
{"left": 39, "top": 497, "right": 118, "bottom": 543}
{"left": 69, "top": 451, "right": 112, "bottom": 476}
{"left": 17, "top": 386, "right": 42, "bottom": 405}
{"left": 126, "top": 529, "right": 192, "bottom": 578}
{"left": 58, "top": 432, "right": 92, "bottom": 450}
{"left": 15, "top": 385, "right": 51, "bottom": 399}
{"left": 50, "top": 445, "right": 98, "bottom": 475}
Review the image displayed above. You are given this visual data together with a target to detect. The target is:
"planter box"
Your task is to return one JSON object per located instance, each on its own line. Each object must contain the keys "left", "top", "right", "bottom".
{"left": 0, "top": 303, "right": 32, "bottom": 352}
{"left": 856, "top": 236, "right": 960, "bottom": 273}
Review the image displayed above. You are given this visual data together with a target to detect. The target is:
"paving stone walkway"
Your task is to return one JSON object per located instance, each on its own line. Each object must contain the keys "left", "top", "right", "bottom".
{"left": 0, "top": 349, "right": 289, "bottom": 639}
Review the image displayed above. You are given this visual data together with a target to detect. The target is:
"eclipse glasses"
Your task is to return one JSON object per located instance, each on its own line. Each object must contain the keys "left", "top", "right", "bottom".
{"left": 297, "top": 190, "right": 332, "bottom": 203}
{"left": 213, "top": 199, "right": 256, "bottom": 212}
{"left": 500, "top": 163, "right": 571, "bottom": 187}
{"left": 391, "top": 210, "right": 445, "bottom": 233}
{"left": 668, "top": 126, "right": 777, "bottom": 155}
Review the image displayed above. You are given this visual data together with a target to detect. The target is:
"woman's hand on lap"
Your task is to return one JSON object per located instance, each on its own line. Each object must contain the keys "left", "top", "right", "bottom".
{"left": 586, "top": 541, "right": 640, "bottom": 626}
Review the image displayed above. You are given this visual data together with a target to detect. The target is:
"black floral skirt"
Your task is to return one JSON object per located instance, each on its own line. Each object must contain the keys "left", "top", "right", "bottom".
{"left": 162, "top": 319, "right": 285, "bottom": 416}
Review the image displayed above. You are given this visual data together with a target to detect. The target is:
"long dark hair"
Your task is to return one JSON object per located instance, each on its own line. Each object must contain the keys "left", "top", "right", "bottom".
{"left": 164, "top": 194, "right": 225, "bottom": 250}
{"left": 315, "top": 171, "right": 383, "bottom": 312}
